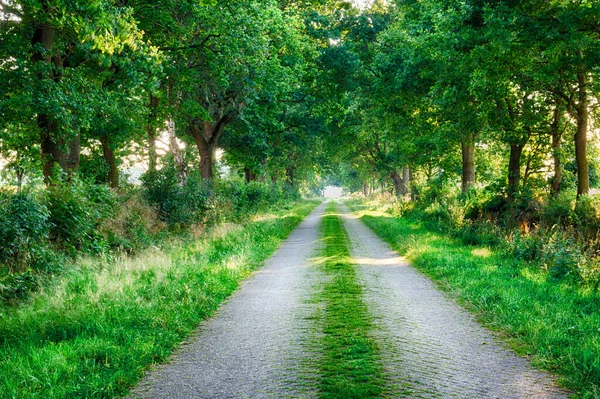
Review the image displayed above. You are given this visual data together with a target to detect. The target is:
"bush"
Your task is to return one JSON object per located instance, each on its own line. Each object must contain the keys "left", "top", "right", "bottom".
{"left": 573, "top": 195, "right": 600, "bottom": 242}
{"left": 142, "top": 168, "right": 211, "bottom": 228}
{"left": 100, "top": 190, "right": 163, "bottom": 253}
{"left": 457, "top": 220, "right": 502, "bottom": 247}
{"left": 507, "top": 230, "right": 544, "bottom": 262}
{"left": 213, "top": 180, "right": 299, "bottom": 223}
{"left": 541, "top": 191, "right": 575, "bottom": 227}
{"left": 45, "top": 179, "right": 116, "bottom": 254}
{"left": 540, "top": 231, "right": 585, "bottom": 281}
{"left": 0, "top": 269, "right": 40, "bottom": 302}
{"left": 0, "top": 190, "right": 58, "bottom": 272}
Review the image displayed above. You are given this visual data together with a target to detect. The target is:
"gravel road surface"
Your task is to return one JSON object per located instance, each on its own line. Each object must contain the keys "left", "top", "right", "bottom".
{"left": 126, "top": 203, "right": 326, "bottom": 399}
{"left": 126, "top": 201, "right": 571, "bottom": 399}
{"left": 339, "top": 203, "right": 570, "bottom": 399}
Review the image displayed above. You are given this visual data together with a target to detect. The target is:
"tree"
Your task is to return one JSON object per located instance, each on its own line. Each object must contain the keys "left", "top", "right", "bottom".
{"left": 0, "top": 0, "right": 153, "bottom": 183}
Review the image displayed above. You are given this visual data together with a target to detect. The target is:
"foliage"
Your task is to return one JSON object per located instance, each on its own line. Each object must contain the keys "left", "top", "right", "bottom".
{"left": 0, "top": 191, "right": 60, "bottom": 301}
{"left": 214, "top": 180, "right": 301, "bottom": 223}
{"left": 100, "top": 191, "right": 164, "bottom": 253}
{"left": 0, "top": 190, "right": 53, "bottom": 271}
{"left": 141, "top": 168, "right": 212, "bottom": 229}
{"left": 45, "top": 180, "right": 117, "bottom": 254}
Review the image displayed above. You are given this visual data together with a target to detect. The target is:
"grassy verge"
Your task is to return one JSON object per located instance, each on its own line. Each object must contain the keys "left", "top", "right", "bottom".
{"left": 346, "top": 199, "right": 600, "bottom": 399}
{"left": 312, "top": 202, "right": 384, "bottom": 399}
{"left": 0, "top": 200, "right": 319, "bottom": 399}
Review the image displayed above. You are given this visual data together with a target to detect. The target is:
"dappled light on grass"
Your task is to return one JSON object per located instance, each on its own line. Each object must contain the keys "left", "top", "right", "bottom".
{"left": 520, "top": 267, "right": 549, "bottom": 286}
{"left": 471, "top": 248, "right": 492, "bottom": 258}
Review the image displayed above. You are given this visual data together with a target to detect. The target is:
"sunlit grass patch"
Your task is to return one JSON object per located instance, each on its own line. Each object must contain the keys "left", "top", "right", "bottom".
{"left": 472, "top": 247, "right": 492, "bottom": 258}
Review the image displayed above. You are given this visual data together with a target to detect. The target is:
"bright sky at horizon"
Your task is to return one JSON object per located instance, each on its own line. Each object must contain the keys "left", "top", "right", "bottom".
{"left": 324, "top": 186, "right": 344, "bottom": 198}
{"left": 352, "top": 0, "right": 369, "bottom": 9}
{"left": 351, "top": 0, "right": 380, "bottom": 10}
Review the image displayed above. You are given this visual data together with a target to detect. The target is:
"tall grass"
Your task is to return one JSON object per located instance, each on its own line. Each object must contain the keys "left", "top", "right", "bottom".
{"left": 0, "top": 201, "right": 319, "bottom": 399}
{"left": 346, "top": 199, "right": 600, "bottom": 399}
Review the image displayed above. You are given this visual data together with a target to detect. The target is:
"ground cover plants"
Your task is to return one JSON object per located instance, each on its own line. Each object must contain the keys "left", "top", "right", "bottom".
{"left": 346, "top": 198, "right": 600, "bottom": 399}
{"left": 310, "top": 202, "right": 385, "bottom": 398}
{"left": 0, "top": 200, "right": 318, "bottom": 399}
{"left": 0, "top": 174, "right": 301, "bottom": 303}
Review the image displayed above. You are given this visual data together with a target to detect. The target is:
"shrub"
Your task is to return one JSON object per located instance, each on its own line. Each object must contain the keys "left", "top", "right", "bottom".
{"left": 510, "top": 191, "right": 541, "bottom": 226}
{"left": 0, "top": 190, "right": 59, "bottom": 272}
{"left": 457, "top": 220, "right": 502, "bottom": 247}
{"left": 506, "top": 230, "right": 544, "bottom": 262}
{"left": 573, "top": 195, "right": 600, "bottom": 242}
{"left": 142, "top": 168, "right": 211, "bottom": 229}
{"left": 212, "top": 180, "right": 299, "bottom": 223}
{"left": 423, "top": 198, "right": 469, "bottom": 232}
{"left": 45, "top": 179, "right": 116, "bottom": 254}
{"left": 579, "top": 254, "right": 600, "bottom": 289}
{"left": 540, "top": 231, "right": 585, "bottom": 281}
{"left": 541, "top": 191, "right": 575, "bottom": 227}
{"left": 0, "top": 269, "right": 40, "bottom": 302}
{"left": 100, "top": 190, "right": 163, "bottom": 253}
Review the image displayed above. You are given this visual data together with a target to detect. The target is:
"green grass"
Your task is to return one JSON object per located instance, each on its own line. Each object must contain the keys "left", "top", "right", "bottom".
{"left": 311, "top": 202, "right": 385, "bottom": 399}
{"left": 346, "top": 199, "right": 600, "bottom": 399}
{"left": 0, "top": 201, "right": 319, "bottom": 399}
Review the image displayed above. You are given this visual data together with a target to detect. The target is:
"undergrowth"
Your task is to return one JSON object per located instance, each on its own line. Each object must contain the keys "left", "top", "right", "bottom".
{"left": 0, "top": 201, "right": 318, "bottom": 399}
{"left": 0, "top": 175, "right": 301, "bottom": 303}
{"left": 346, "top": 198, "right": 600, "bottom": 399}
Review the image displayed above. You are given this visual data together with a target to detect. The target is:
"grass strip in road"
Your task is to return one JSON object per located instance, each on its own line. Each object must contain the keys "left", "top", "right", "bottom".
{"left": 346, "top": 199, "right": 600, "bottom": 399}
{"left": 0, "top": 201, "right": 319, "bottom": 399}
{"left": 313, "top": 202, "right": 385, "bottom": 399}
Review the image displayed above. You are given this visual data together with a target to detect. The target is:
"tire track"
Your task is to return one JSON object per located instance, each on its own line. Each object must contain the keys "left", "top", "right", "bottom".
{"left": 126, "top": 203, "right": 326, "bottom": 399}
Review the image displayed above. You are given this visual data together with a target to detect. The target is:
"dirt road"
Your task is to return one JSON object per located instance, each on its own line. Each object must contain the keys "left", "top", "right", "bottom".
{"left": 127, "top": 201, "right": 569, "bottom": 399}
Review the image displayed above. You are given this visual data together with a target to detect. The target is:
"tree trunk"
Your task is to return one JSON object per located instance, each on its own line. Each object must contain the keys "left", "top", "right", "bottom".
{"left": 390, "top": 170, "right": 403, "bottom": 198}
{"left": 363, "top": 181, "right": 369, "bottom": 197}
{"left": 100, "top": 135, "right": 119, "bottom": 189}
{"left": 39, "top": 118, "right": 80, "bottom": 182}
{"left": 575, "top": 71, "right": 589, "bottom": 197}
{"left": 168, "top": 117, "right": 187, "bottom": 185}
{"left": 190, "top": 111, "right": 236, "bottom": 180}
{"left": 461, "top": 141, "right": 475, "bottom": 193}
{"left": 551, "top": 107, "right": 563, "bottom": 195}
{"left": 286, "top": 167, "right": 295, "bottom": 186}
{"left": 401, "top": 167, "right": 410, "bottom": 196}
{"left": 147, "top": 94, "right": 159, "bottom": 172}
{"left": 244, "top": 167, "right": 257, "bottom": 183}
{"left": 189, "top": 121, "right": 214, "bottom": 179}
{"left": 31, "top": 21, "right": 81, "bottom": 184}
{"left": 32, "top": 21, "right": 72, "bottom": 183}
{"left": 507, "top": 144, "right": 524, "bottom": 203}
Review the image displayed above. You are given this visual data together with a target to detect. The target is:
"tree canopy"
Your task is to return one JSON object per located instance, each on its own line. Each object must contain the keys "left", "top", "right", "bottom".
{"left": 1, "top": 0, "right": 599, "bottom": 205}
